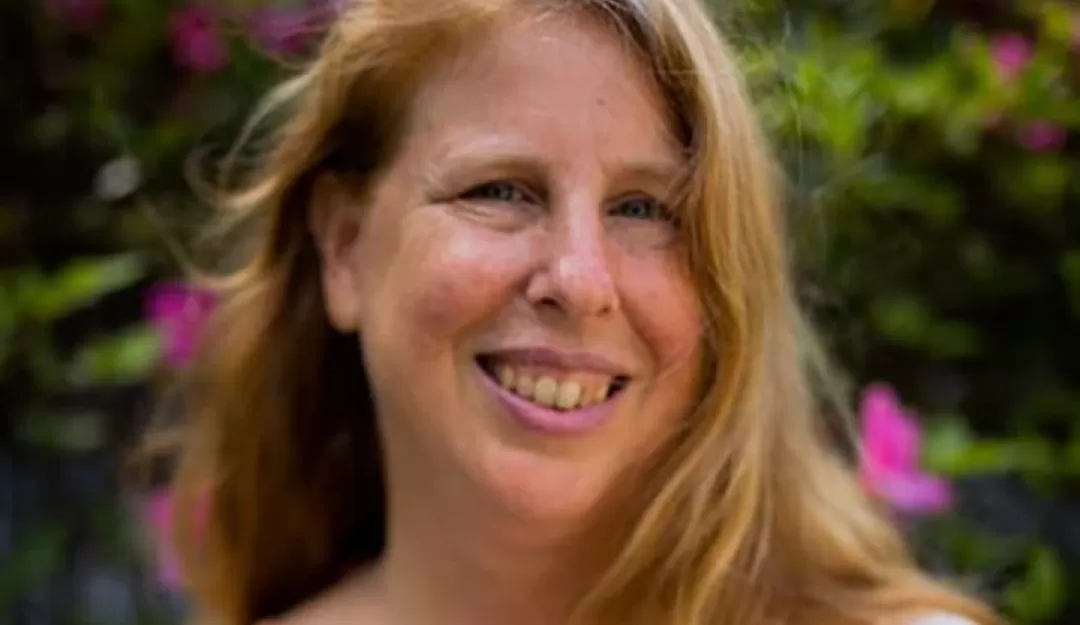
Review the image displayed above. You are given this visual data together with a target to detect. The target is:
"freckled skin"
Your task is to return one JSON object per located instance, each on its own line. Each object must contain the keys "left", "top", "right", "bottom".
{"left": 320, "top": 12, "right": 703, "bottom": 525}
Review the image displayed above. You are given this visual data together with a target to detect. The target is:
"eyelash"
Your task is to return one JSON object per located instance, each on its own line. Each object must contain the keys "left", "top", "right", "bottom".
{"left": 459, "top": 180, "right": 532, "bottom": 204}
{"left": 459, "top": 180, "right": 673, "bottom": 222}
{"left": 611, "top": 196, "right": 672, "bottom": 222}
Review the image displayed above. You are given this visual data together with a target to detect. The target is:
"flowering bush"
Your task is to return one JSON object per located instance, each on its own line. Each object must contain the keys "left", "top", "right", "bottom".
{"left": 740, "top": 0, "right": 1080, "bottom": 622}
{"left": 0, "top": 2, "right": 326, "bottom": 622}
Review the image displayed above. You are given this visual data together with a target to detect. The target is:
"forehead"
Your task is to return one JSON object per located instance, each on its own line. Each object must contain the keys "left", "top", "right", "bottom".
{"left": 403, "top": 9, "right": 682, "bottom": 170}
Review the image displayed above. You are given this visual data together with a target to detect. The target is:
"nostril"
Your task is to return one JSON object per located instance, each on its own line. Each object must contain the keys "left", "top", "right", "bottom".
{"left": 536, "top": 295, "right": 561, "bottom": 310}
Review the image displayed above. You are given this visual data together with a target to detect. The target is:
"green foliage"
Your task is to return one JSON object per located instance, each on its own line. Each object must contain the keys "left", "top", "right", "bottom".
{"left": 0, "top": 254, "right": 152, "bottom": 401}
{"left": 1006, "top": 547, "right": 1066, "bottom": 623}
{"left": 740, "top": 0, "right": 1079, "bottom": 621}
{"left": 0, "top": 1, "right": 294, "bottom": 621}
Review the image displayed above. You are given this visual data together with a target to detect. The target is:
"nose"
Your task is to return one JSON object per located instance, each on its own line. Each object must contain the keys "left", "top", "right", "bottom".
{"left": 525, "top": 207, "right": 619, "bottom": 319}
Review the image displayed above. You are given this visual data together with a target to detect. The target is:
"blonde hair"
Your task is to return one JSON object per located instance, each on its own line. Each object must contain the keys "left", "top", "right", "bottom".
{"left": 162, "top": 1, "right": 1001, "bottom": 624}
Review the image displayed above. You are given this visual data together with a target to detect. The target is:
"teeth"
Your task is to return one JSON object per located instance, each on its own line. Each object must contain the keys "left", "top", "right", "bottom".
{"left": 497, "top": 365, "right": 515, "bottom": 388}
{"left": 593, "top": 382, "right": 610, "bottom": 406}
{"left": 555, "top": 381, "right": 582, "bottom": 410}
{"left": 489, "top": 362, "right": 615, "bottom": 412}
{"left": 515, "top": 373, "right": 535, "bottom": 397}
{"left": 533, "top": 377, "right": 558, "bottom": 407}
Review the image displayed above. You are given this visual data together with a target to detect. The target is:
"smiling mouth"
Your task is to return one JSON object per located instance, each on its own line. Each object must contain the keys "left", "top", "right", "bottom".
{"left": 476, "top": 355, "right": 628, "bottom": 412}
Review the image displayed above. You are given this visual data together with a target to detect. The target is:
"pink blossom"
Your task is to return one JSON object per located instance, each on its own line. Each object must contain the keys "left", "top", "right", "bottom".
{"left": 168, "top": 5, "right": 228, "bottom": 73}
{"left": 145, "top": 281, "right": 216, "bottom": 367}
{"left": 44, "top": 0, "right": 105, "bottom": 30}
{"left": 144, "top": 489, "right": 183, "bottom": 587}
{"left": 990, "top": 33, "right": 1033, "bottom": 80}
{"left": 1017, "top": 121, "right": 1067, "bottom": 152}
{"left": 143, "top": 488, "right": 210, "bottom": 588}
{"left": 247, "top": 6, "right": 315, "bottom": 56}
{"left": 859, "top": 384, "right": 953, "bottom": 515}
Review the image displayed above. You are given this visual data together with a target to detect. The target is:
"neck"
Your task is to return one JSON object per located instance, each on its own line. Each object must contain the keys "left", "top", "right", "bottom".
{"left": 371, "top": 450, "right": 615, "bottom": 625}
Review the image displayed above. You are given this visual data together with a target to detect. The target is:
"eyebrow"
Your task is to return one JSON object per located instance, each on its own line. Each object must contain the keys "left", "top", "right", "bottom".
{"left": 609, "top": 159, "right": 688, "bottom": 193}
{"left": 419, "top": 134, "right": 541, "bottom": 193}
{"left": 422, "top": 132, "right": 687, "bottom": 193}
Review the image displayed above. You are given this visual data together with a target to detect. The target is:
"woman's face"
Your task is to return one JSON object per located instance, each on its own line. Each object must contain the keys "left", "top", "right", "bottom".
{"left": 316, "top": 11, "right": 703, "bottom": 524}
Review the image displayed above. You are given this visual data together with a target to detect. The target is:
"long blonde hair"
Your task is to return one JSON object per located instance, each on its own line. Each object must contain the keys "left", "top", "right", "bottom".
{"left": 163, "top": 1, "right": 1001, "bottom": 624}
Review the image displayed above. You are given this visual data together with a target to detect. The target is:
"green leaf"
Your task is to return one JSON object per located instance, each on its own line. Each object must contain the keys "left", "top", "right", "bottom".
{"left": 887, "top": 0, "right": 935, "bottom": 26}
{"left": 14, "top": 410, "right": 108, "bottom": 453}
{"left": 924, "top": 417, "right": 976, "bottom": 474}
{"left": 956, "top": 439, "right": 1054, "bottom": 476}
{"left": 870, "top": 294, "right": 931, "bottom": 346}
{"left": 21, "top": 254, "right": 145, "bottom": 322}
{"left": 999, "top": 158, "right": 1071, "bottom": 216}
{"left": 935, "top": 522, "right": 1029, "bottom": 572}
{"left": 1005, "top": 546, "right": 1065, "bottom": 622}
{"left": 67, "top": 325, "right": 161, "bottom": 386}
{"left": 924, "top": 321, "right": 982, "bottom": 359}
{"left": 886, "top": 62, "right": 950, "bottom": 119}
{"left": 1034, "top": 2, "right": 1077, "bottom": 47}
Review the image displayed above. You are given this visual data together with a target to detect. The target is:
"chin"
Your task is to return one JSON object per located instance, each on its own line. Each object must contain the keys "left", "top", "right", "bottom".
{"left": 474, "top": 436, "right": 618, "bottom": 527}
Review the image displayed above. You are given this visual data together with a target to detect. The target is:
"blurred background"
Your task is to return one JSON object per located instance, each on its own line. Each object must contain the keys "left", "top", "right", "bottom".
{"left": 0, "top": 0, "right": 1077, "bottom": 623}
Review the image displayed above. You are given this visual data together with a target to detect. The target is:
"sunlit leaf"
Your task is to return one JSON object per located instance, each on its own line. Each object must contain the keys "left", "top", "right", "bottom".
{"left": 67, "top": 325, "right": 161, "bottom": 386}
{"left": 21, "top": 254, "right": 145, "bottom": 322}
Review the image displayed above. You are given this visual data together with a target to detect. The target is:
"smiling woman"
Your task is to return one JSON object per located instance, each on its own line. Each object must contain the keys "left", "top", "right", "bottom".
{"left": 157, "top": 2, "right": 1002, "bottom": 625}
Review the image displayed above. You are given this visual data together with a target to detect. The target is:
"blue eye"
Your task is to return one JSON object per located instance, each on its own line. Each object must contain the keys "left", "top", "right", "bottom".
{"left": 461, "top": 181, "right": 527, "bottom": 203}
{"left": 613, "top": 196, "right": 670, "bottom": 221}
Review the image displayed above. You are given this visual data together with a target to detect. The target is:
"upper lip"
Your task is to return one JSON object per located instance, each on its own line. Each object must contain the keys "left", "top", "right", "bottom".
{"left": 479, "top": 347, "right": 630, "bottom": 377}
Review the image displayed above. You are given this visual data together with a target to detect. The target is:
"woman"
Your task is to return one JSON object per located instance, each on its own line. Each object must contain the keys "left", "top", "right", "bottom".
{"left": 162, "top": 1, "right": 1002, "bottom": 624}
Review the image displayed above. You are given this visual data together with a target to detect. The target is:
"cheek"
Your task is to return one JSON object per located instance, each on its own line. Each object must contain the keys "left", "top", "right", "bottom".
{"left": 367, "top": 212, "right": 525, "bottom": 351}
{"left": 622, "top": 254, "right": 702, "bottom": 372}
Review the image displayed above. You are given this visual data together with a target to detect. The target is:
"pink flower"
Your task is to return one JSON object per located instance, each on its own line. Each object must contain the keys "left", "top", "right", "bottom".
{"left": 44, "top": 0, "right": 105, "bottom": 30}
{"left": 145, "top": 281, "right": 216, "bottom": 367}
{"left": 143, "top": 488, "right": 210, "bottom": 588}
{"left": 247, "top": 6, "right": 315, "bottom": 56}
{"left": 859, "top": 384, "right": 953, "bottom": 516}
{"left": 144, "top": 489, "right": 183, "bottom": 587}
{"left": 990, "top": 33, "right": 1033, "bottom": 80}
{"left": 1017, "top": 121, "right": 1067, "bottom": 152}
{"left": 168, "top": 5, "right": 228, "bottom": 73}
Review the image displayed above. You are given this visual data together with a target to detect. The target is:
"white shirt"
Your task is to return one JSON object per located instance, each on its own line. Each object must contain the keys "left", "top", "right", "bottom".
{"left": 910, "top": 614, "right": 979, "bottom": 625}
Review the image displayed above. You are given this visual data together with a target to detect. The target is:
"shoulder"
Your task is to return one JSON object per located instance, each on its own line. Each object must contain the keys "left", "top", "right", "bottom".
{"left": 905, "top": 614, "right": 979, "bottom": 625}
{"left": 259, "top": 566, "right": 382, "bottom": 625}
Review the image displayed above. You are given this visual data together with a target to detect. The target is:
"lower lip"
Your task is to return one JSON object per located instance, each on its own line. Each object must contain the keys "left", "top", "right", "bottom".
{"left": 477, "top": 366, "right": 619, "bottom": 436}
